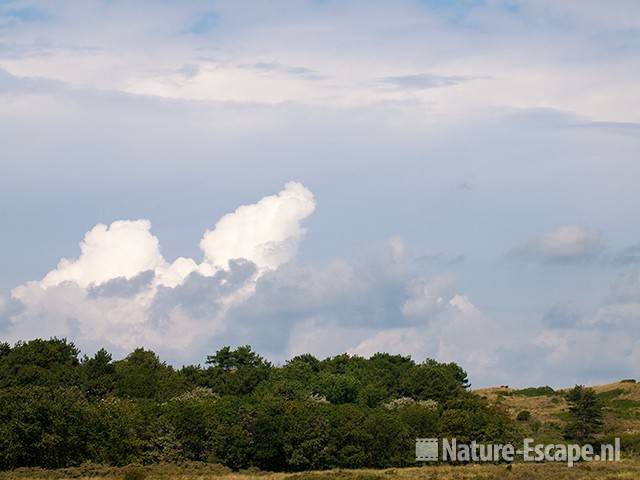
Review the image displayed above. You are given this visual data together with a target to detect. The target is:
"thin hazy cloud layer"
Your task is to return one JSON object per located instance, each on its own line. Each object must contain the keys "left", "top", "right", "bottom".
{"left": 2, "top": 1, "right": 640, "bottom": 386}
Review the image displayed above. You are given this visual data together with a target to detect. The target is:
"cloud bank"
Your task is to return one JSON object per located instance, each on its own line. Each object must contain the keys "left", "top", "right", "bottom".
{"left": 2, "top": 182, "right": 505, "bottom": 384}
{"left": 2, "top": 182, "right": 640, "bottom": 387}
{"left": 7, "top": 182, "right": 316, "bottom": 355}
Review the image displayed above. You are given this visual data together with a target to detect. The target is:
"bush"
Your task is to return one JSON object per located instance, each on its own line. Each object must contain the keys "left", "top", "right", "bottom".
{"left": 510, "top": 386, "right": 555, "bottom": 397}
{"left": 610, "top": 399, "right": 640, "bottom": 410}
{"left": 516, "top": 410, "right": 531, "bottom": 421}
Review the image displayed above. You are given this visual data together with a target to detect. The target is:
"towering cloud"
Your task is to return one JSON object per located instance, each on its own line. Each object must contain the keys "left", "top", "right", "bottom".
{"left": 199, "top": 182, "right": 316, "bottom": 271}
{"left": 33, "top": 182, "right": 316, "bottom": 295}
{"left": 4, "top": 183, "right": 495, "bottom": 378}
{"left": 5, "top": 182, "right": 320, "bottom": 360}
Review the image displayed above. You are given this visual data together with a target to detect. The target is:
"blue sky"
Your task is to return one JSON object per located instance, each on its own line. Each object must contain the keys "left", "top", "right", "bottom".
{"left": 1, "top": 0, "right": 639, "bottom": 387}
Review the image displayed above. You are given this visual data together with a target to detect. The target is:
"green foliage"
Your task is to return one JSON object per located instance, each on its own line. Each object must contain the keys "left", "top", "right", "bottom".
{"left": 0, "top": 342, "right": 10, "bottom": 360}
{"left": 516, "top": 410, "right": 531, "bottom": 421}
{"left": 0, "top": 387, "right": 90, "bottom": 469}
{"left": 563, "top": 385, "right": 604, "bottom": 443}
{"left": 610, "top": 398, "right": 640, "bottom": 410}
{"left": 509, "top": 386, "right": 555, "bottom": 397}
{"left": 80, "top": 348, "right": 116, "bottom": 399}
{"left": 86, "top": 398, "right": 147, "bottom": 465}
{"left": 160, "top": 389, "right": 218, "bottom": 462}
{"left": 312, "top": 372, "right": 360, "bottom": 404}
{"left": 206, "top": 397, "right": 256, "bottom": 470}
{"left": 206, "top": 345, "right": 271, "bottom": 371}
{"left": 614, "top": 433, "right": 640, "bottom": 455}
{"left": 0, "top": 338, "right": 80, "bottom": 388}
{"left": 205, "top": 346, "right": 272, "bottom": 396}
{"left": 114, "top": 348, "right": 186, "bottom": 400}
{"left": 0, "top": 338, "right": 519, "bottom": 472}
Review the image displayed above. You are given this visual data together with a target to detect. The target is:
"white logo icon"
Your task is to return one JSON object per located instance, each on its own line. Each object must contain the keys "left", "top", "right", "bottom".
{"left": 416, "top": 438, "right": 438, "bottom": 461}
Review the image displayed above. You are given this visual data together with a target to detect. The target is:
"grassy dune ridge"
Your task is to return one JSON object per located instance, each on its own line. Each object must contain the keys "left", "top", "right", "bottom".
{"left": 475, "top": 380, "right": 640, "bottom": 448}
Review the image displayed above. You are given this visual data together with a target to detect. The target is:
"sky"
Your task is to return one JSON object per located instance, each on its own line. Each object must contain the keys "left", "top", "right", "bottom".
{"left": 1, "top": 0, "right": 639, "bottom": 387}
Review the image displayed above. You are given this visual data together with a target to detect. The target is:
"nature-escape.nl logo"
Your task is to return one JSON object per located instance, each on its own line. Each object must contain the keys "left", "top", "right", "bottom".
{"left": 416, "top": 438, "right": 621, "bottom": 467}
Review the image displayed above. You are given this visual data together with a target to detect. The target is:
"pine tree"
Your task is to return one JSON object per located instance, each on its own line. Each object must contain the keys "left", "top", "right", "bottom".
{"left": 563, "top": 385, "right": 603, "bottom": 443}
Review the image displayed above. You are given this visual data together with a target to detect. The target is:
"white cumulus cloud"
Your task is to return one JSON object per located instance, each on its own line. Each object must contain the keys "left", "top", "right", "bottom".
{"left": 5, "top": 182, "right": 317, "bottom": 360}
{"left": 199, "top": 181, "right": 316, "bottom": 271}
{"left": 41, "top": 220, "right": 167, "bottom": 288}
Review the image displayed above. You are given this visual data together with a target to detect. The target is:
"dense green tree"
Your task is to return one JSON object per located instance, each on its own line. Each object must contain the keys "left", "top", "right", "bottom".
{"left": 563, "top": 385, "right": 604, "bottom": 443}
{"left": 356, "top": 383, "right": 388, "bottom": 407}
{"left": 0, "top": 387, "right": 90, "bottom": 469}
{"left": 363, "top": 408, "right": 413, "bottom": 468}
{"left": 205, "top": 345, "right": 272, "bottom": 396}
{"left": 361, "top": 353, "right": 415, "bottom": 398}
{"left": 326, "top": 404, "right": 372, "bottom": 468}
{"left": 252, "top": 398, "right": 288, "bottom": 470}
{"left": 87, "top": 398, "right": 147, "bottom": 465}
{"left": 286, "top": 353, "right": 321, "bottom": 374}
{"left": 206, "top": 345, "right": 270, "bottom": 371}
{"left": 178, "top": 364, "right": 208, "bottom": 386}
{"left": 80, "top": 348, "right": 116, "bottom": 399}
{"left": 396, "top": 403, "right": 440, "bottom": 439}
{"left": 279, "top": 401, "right": 332, "bottom": 470}
{"left": 113, "top": 348, "right": 186, "bottom": 400}
{"left": 312, "top": 371, "right": 360, "bottom": 404}
{"left": 160, "top": 388, "right": 219, "bottom": 461}
{"left": 0, "top": 342, "right": 10, "bottom": 360}
{"left": 0, "top": 338, "right": 80, "bottom": 388}
{"left": 206, "top": 396, "right": 256, "bottom": 469}
{"left": 401, "top": 360, "right": 468, "bottom": 402}
{"left": 0, "top": 338, "right": 518, "bottom": 471}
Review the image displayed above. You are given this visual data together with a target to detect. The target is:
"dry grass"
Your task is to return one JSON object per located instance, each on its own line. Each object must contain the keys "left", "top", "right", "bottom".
{"left": 3, "top": 461, "right": 640, "bottom": 480}
{"left": 476, "top": 380, "right": 640, "bottom": 438}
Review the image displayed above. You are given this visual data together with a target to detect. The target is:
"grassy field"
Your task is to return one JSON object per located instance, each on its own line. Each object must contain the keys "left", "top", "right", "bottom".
{"left": 475, "top": 380, "right": 640, "bottom": 444}
{"left": 2, "top": 461, "right": 640, "bottom": 480}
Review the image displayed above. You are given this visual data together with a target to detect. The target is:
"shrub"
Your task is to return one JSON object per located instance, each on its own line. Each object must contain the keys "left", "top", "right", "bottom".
{"left": 510, "top": 386, "right": 555, "bottom": 397}
{"left": 610, "top": 399, "right": 640, "bottom": 410}
{"left": 516, "top": 410, "right": 531, "bottom": 421}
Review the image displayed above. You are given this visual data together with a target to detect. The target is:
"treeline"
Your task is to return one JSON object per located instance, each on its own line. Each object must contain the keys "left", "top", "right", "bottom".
{"left": 0, "top": 339, "right": 519, "bottom": 471}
